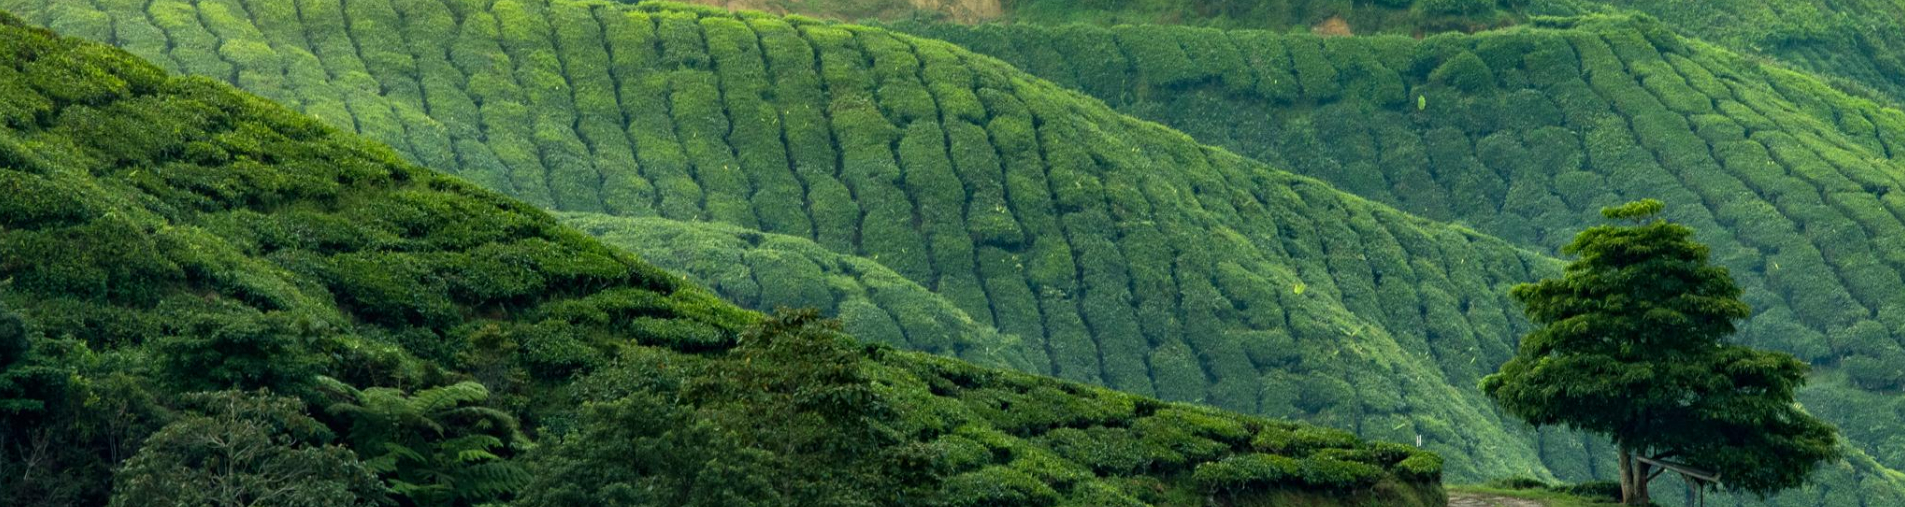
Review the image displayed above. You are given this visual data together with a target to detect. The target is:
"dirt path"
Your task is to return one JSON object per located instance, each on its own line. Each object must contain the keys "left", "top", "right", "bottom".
{"left": 1449, "top": 492, "right": 1547, "bottom": 507}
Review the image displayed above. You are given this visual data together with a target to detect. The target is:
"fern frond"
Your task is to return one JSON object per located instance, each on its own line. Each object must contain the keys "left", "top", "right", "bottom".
{"left": 412, "top": 381, "right": 490, "bottom": 413}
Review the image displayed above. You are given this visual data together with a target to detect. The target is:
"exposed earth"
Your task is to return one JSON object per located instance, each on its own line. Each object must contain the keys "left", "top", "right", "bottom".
{"left": 1449, "top": 493, "right": 1548, "bottom": 507}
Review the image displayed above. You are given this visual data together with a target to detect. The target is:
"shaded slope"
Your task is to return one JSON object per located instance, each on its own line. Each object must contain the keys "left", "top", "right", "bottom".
{"left": 562, "top": 212, "right": 1036, "bottom": 370}
{"left": 0, "top": 0, "right": 1606, "bottom": 482}
{"left": 0, "top": 13, "right": 1448, "bottom": 506}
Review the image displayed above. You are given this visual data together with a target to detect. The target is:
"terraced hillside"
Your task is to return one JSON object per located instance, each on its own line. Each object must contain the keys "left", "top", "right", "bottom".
{"left": 9, "top": 1, "right": 1903, "bottom": 502}
{"left": 1527, "top": 0, "right": 1905, "bottom": 108}
{"left": 893, "top": 14, "right": 1905, "bottom": 499}
{"left": 681, "top": 0, "right": 1521, "bottom": 34}
{"left": 901, "top": 15, "right": 1905, "bottom": 384}
{"left": 0, "top": 13, "right": 1453, "bottom": 506}
{"left": 562, "top": 212, "right": 1037, "bottom": 371}
{"left": 0, "top": 0, "right": 1635, "bottom": 483}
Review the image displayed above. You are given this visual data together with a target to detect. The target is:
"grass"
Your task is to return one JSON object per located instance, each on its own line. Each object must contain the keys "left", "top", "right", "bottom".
{"left": 1449, "top": 485, "right": 1624, "bottom": 507}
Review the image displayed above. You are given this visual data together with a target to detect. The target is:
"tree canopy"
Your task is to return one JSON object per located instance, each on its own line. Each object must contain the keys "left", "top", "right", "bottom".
{"left": 1483, "top": 199, "right": 1841, "bottom": 504}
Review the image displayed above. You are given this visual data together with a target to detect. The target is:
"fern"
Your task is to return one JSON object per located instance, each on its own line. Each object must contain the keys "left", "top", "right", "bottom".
{"left": 317, "top": 376, "right": 528, "bottom": 507}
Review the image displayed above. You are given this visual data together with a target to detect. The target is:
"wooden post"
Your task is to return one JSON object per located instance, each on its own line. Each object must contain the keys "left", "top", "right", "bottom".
{"left": 1637, "top": 456, "right": 1718, "bottom": 507}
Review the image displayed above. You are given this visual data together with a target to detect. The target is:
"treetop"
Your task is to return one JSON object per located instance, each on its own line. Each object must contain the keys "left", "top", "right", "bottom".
{"left": 1601, "top": 199, "right": 1666, "bottom": 222}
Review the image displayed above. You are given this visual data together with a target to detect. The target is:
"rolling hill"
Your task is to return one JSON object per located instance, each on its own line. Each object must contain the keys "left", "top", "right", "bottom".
{"left": 665, "top": 0, "right": 1905, "bottom": 114}
{"left": 0, "top": 12, "right": 1450, "bottom": 506}
{"left": 561, "top": 212, "right": 1038, "bottom": 371}
{"left": 6, "top": 1, "right": 1904, "bottom": 504}
{"left": 0, "top": 0, "right": 1621, "bottom": 483}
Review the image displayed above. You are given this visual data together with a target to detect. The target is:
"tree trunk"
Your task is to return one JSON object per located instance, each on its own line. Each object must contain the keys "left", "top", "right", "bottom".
{"left": 1633, "top": 459, "right": 1653, "bottom": 506}
{"left": 1619, "top": 446, "right": 1635, "bottom": 503}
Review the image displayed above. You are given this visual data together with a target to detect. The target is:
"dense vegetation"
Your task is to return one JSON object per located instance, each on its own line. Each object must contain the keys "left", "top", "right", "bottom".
{"left": 896, "top": 6, "right": 1905, "bottom": 463}
{"left": 689, "top": 0, "right": 1905, "bottom": 115}
{"left": 1486, "top": 200, "right": 1841, "bottom": 504}
{"left": 1526, "top": 0, "right": 1905, "bottom": 110}
{"left": 0, "top": 0, "right": 1638, "bottom": 484}
{"left": 562, "top": 212, "right": 1037, "bottom": 370}
{"left": 12, "top": 0, "right": 1905, "bottom": 504}
{"left": 0, "top": 13, "right": 1446, "bottom": 506}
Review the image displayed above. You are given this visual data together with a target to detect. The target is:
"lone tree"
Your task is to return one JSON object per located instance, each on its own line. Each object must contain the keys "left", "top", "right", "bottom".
{"left": 1481, "top": 200, "right": 1840, "bottom": 505}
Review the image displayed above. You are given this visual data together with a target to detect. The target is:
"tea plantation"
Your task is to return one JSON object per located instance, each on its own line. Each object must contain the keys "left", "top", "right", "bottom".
{"left": 0, "top": 12, "right": 1463, "bottom": 506}
{"left": 7, "top": 0, "right": 1905, "bottom": 505}
{"left": 0, "top": 0, "right": 1643, "bottom": 483}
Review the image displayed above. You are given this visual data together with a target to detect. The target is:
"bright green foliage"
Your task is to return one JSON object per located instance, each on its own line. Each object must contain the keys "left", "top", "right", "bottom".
{"left": 0, "top": 13, "right": 1440, "bottom": 506}
{"left": 15, "top": 0, "right": 1586, "bottom": 484}
{"left": 108, "top": 390, "right": 389, "bottom": 507}
{"left": 893, "top": 18, "right": 1905, "bottom": 501}
{"left": 1484, "top": 201, "right": 1841, "bottom": 503}
{"left": 563, "top": 213, "right": 1036, "bottom": 371}
{"left": 316, "top": 377, "right": 530, "bottom": 507}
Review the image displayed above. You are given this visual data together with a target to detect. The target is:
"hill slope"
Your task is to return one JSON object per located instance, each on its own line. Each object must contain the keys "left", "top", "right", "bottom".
{"left": 673, "top": 0, "right": 1905, "bottom": 114}
{"left": 0, "top": 0, "right": 1638, "bottom": 483}
{"left": 561, "top": 212, "right": 1035, "bottom": 370}
{"left": 0, "top": 12, "right": 1451, "bottom": 506}
{"left": 887, "top": 14, "right": 1905, "bottom": 503}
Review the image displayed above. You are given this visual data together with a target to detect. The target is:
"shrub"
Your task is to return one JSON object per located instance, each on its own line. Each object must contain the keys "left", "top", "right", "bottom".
{"left": 1415, "top": 0, "right": 1495, "bottom": 16}
{"left": 1294, "top": 457, "right": 1383, "bottom": 490}
{"left": 1430, "top": 51, "right": 1494, "bottom": 93}
{"left": 1487, "top": 475, "right": 1550, "bottom": 490}
{"left": 940, "top": 466, "right": 1060, "bottom": 507}
{"left": 1252, "top": 426, "right": 1358, "bottom": 456}
{"left": 1192, "top": 453, "right": 1300, "bottom": 492}
{"left": 1286, "top": 38, "right": 1339, "bottom": 101}
{"left": 1394, "top": 452, "right": 1443, "bottom": 481}
{"left": 1041, "top": 427, "right": 1149, "bottom": 475}
{"left": 1550, "top": 480, "right": 1622, "bottom": 501}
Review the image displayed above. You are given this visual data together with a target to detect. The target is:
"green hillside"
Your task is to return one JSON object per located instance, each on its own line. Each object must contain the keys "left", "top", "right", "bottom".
{"left": 0, "top": 0, "right": 1638, "bottom": 484}
{"left": 0, "top": 12, "right": 1450, "bottom": 507}
{"left": 561, "top": 212, "right": 1036, "bottom": 370}
{"left": 8, "top": 0, "right": 1904, "bottom": 503}
{"left": 887, "top": 14, "right": 1905, "bottom": 503}
{"left": 1526, "top": 0, "right": 1905, "bottom": 108}
{"left": 671, "top": 0, "right": 1521, "bottom": 34}
{"left": 680, "top": 0, "right": 1905, "bottom": 113}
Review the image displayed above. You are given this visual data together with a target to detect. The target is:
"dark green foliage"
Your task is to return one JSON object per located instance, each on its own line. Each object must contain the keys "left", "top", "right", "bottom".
{"left": 1484, "top": 201, "right": 1842, "bottom": 503}
{"left": 108, "top": 390, "right": 389, "bottom": 507}
{"left": 517, "top": 310, "right": 1443, "bottom": 506}
{"left": 1430, "top": 51, "right": 1495, "bottom": 92}
{"left": 316, "top": 378, "right": 530, "bottom": 506}
{"left": 564, "top": 214, "right": 1035, "bottom": 370}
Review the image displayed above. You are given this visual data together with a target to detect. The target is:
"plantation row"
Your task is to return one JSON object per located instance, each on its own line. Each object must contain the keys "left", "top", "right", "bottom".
{"left": 563, "top": 212, "right": 1041, "bottom": 371}
{"left": 0, "top": 16, "right": 1450, "bottom": 506}
{"left": 887, "top": 15, "right": 1905, "bottom": 492}
{"left": 0, "top": 0, "right": 1620, "bottom": 480}
{"left": 893, "top": 16, "right": 1905, "bottom": 391}
{"left": 1528, "top": 0, "right": 1905, "bottom": 110}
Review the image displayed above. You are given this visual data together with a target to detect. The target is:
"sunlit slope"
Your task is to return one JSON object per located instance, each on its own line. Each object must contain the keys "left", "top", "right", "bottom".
{"left": 683, "top": 0, "right": 1905, "bottom": 112}
{"left": 1526, "top": 0, "right": 1905, "bottom": 108}
{"left": 0, "top": 14, "right": 1454, "bottom": 506}
{"left": 562, "top": 212, "right": 1037, "bottom": 371}
{"left": 891, "top": 14, "right": 1905, "bottom": 500}
{"left": 898, "top": 15, "right": 1905, "bottom": 386}
{"left": 0, "top": 0, "right": 1608, "bottom": 481}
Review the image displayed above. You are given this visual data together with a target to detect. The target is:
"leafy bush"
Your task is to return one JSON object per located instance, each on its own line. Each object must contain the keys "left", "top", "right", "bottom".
{"left": 1192, "top": 453, "right": 1300, "bottom": 492}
